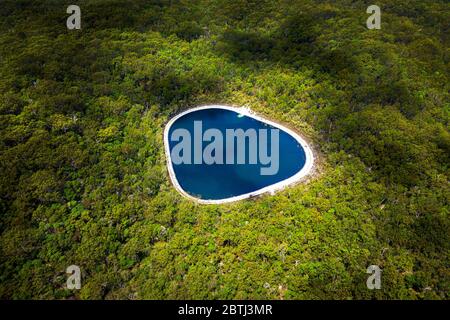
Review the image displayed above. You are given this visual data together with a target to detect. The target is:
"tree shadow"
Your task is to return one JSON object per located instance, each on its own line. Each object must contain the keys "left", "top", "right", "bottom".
{"left": 1, "top": 0, "right": 206, "bottom": 41}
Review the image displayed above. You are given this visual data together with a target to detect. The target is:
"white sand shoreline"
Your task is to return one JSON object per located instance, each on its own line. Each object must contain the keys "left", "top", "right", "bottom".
{"left": 163, "top": 105, "right": 315, "bottom": 204}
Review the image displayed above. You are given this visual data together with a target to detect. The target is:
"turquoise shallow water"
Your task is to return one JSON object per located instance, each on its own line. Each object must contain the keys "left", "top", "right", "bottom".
{"left": 167, "top": 108, "right": 306, "bottom": 200}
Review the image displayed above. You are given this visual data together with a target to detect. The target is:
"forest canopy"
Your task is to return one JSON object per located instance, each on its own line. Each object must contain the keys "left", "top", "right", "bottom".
{"left": 0, "top": 0, "right": 448, "bottom": 299}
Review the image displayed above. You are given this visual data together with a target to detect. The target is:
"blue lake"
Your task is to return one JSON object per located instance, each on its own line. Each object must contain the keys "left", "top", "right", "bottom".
{"left": 166, "top": 107, "right": 307, "bottom": 201}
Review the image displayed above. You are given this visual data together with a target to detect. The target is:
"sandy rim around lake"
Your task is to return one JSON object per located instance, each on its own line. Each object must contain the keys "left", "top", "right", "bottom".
{"left": 163, "top": 104, "right": 316, "bottom": 204}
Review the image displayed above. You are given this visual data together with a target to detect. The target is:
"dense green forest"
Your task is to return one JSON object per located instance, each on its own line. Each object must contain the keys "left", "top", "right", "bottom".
{"left": 0, "top": 0, "right": 448, "bottom": 299}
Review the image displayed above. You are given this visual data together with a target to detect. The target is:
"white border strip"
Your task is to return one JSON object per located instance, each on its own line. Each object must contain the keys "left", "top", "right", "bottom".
{"left": 163, "top": 105, "right": 314, "bottom": 204}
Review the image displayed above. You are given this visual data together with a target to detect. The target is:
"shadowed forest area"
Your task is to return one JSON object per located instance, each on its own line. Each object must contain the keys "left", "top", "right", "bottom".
{"left": 0, "top": 0, "right": 448, "bottom": 299}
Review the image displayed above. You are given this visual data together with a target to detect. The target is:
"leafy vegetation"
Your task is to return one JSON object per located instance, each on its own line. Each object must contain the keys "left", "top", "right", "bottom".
{"left": 0, "top": 0, "right": 448, "bottom": 299}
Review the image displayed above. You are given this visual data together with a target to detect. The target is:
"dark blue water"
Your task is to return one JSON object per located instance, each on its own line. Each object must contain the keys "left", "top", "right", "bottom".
{"left": 168, "top": 108, "right": 306, "bottom": 200}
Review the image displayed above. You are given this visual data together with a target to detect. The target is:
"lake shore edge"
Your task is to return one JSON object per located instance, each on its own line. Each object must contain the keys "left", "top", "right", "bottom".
{"left": 163, "top": 104, "right": 315, "bottom": 204}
